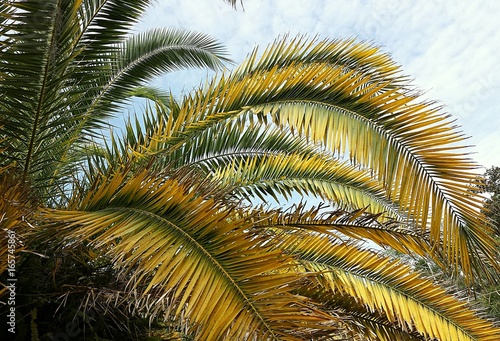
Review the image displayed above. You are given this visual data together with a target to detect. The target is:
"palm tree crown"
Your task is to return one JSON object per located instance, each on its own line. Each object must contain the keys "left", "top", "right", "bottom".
{"left": 1, "top": 1, "right": 499, "bottom": 340}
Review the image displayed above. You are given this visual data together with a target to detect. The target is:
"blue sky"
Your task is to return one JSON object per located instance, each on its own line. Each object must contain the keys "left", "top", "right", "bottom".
{"left": 135, "top": 0, "right": 500, "bottom": 169}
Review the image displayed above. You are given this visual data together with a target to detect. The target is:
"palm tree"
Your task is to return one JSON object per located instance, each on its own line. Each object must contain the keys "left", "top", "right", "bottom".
{"left": 1, "top": 1, "right": 499, "bottom": 340}
{"left": 44, "top": 36, "right": 500, "bottom": 340}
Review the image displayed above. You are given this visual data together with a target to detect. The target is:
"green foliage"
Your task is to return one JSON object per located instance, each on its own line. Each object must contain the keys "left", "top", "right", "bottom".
{"left": 0, "top": 0, "right": 229, "bottom": 203}
{"left": 482, "top": 166, "right": 500, "bottom": 233}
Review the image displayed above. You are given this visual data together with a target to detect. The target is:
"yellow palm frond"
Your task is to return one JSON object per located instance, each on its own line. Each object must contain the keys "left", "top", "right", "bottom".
{"left": 284, "top": 232, "right": 500, "bottom": 341}
{"left": 44, "top": 169, "right": 339, "bottom": 340}
{"left": 251, "top": 204, "right": 433, "bottom": 259}
{"left": 151, "top": 36, "right": 497, "bottom": 280}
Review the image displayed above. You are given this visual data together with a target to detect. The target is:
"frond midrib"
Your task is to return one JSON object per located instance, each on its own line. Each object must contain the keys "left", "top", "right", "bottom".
{"left": 23, "top": 1, "right": 59, "bottom": 180}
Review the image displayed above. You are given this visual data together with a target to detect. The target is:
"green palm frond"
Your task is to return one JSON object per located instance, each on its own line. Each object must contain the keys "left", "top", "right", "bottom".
{"left": 165, "top": 119, "right": 316, "bottom": 170}
{"left": 283, "top": 232, "right": 500, "bottom": 341}
{"left": 0, "top": 1, "right": 229, "bottom": 202}
{"left": 212, "top": 152, "right": 402, "bottom": 215}
{"left": 119, "top": 27, "right": 230, "bottom": 77}
{"left": 85, "top": 27, "right": 230, "bottom": 117}
{"left": 44, "top": 168, "right": 339, "bottom": 340}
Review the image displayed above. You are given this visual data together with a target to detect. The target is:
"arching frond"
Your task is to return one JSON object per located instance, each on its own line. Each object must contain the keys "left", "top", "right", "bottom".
{"left": 44, "top": 169, "right": 339, "bottom": 340}
{"left": 213, "top": 152, "right": 400, "bottom": 215}
{"left": 282, "top": 232, "right": 500, "bottom": 341}
{"left": 233, "top": 35, "right": 407, "bottom": 89}
{"left": 250, "top": 204, "right": 433, "bottom": 261}
{"left": 149, "top": 36, "right": 497, "bottom": 279}
{"left": 86, "top": 27, "right": 230, "bottom": 117}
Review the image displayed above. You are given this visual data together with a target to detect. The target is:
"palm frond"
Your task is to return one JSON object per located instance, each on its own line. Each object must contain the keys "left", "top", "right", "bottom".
{"left": 151, "top": 36, "right": 498, "bottom": 280}
{"left": 85, "top": 27, "right": 230, "bottom": 117}
{"left": 251, "top": 204, "right": 433, "bottom": 260}
{"left": 43, "top": 168, "right": 338, "bottom": 340}
{"left": 165, "top": 118, "right": 317, "bottom": 170}
{"left": 234, "top": 35, "right": 406, "bottom": 89}
{"left": 212, "top": 152, "right": 402, "bottom": 216}
{"left": 284, "top": 232, "right": 500, "bottom": 341}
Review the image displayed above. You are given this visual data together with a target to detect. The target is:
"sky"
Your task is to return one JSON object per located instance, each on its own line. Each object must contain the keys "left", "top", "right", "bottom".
{"left": 135, "top": 0, "right": 500, "bottom": 169}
